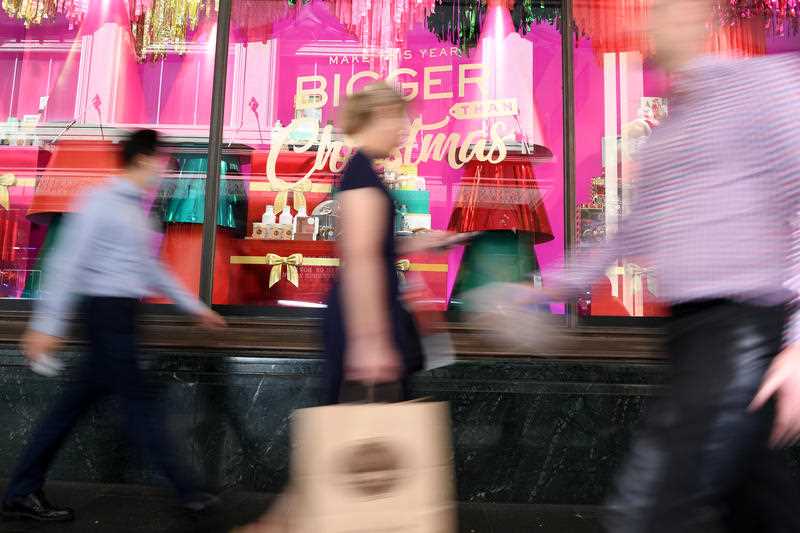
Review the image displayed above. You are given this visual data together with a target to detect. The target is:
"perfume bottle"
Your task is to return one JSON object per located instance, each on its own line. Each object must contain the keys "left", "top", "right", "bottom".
{"left": 262, "top": 205, "right": 276, "bottom": 224}
{"left": 278, "top": 205, "right": 294, "bottom": 240}
{"left": 395, "top": 204, "right": 410, "bottom": 234}
{"left": 253, "top": 205, "right": 276, "bottom": 240}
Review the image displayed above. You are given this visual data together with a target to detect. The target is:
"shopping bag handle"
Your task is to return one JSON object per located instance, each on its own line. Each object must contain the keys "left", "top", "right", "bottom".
{"left": 339, "top": 381, "right": 404, "bottom": 404}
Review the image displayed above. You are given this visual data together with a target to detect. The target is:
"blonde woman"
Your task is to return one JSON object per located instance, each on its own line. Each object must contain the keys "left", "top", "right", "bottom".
{"left": 322, "top": 82, "right": 456, "bottom": 403}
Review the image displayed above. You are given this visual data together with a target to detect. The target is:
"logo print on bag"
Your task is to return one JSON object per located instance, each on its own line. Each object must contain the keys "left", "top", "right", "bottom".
{"left": 340, "top": 440, "right": 402, "bottom": 498}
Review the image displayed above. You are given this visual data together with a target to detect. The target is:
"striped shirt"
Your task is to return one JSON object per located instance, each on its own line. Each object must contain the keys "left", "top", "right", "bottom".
{"left": 31, "top": 178, "right": 205, "bottom": 338}
{"left": 556, "top": 54, "right": 800, "bottom": 344}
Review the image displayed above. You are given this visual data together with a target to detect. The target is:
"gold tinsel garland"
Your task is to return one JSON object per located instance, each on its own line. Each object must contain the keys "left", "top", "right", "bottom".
{"left": 130, "top": 0, "right": 214, "bottom": 61}
{"left": 2, "top": 0, "right": 86, "bottom": 28}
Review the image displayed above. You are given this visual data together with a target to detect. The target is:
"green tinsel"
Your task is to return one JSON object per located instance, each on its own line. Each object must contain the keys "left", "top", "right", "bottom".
{"left": 427, "top": 0, "right": 486, "bottom": 53}
{"left": 279, "top": 0, "right": 560, "bottom": 53}
{"left": 511, "top": 0, "right": 560, "bottom": 35}
{"left": 426, "top": 0, "right": 561, "bottom": 53}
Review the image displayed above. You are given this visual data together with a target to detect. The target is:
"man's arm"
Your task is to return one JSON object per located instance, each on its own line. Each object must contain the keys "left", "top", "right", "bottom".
{"left": 147, "top": 256, "right": 206, "bottom": 316}
{"left": 145, "top": 253, "right": 226, "bottom": 328}
{"left": 549, "top": 191, "right": 652, "bottom": 301}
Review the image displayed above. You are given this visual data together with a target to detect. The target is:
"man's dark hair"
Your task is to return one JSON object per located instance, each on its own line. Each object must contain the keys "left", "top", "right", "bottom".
{"left": 120, "top": 129, "right": 161, "bottom": 167}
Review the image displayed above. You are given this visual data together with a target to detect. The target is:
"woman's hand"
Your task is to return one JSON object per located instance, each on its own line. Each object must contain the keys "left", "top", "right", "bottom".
{"left": 345, "top": 337, "right": 402, "bottom": 384}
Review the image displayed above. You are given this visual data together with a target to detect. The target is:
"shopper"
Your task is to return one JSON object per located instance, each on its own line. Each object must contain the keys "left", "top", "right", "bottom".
{"left": 511, "top": 0, "right": 800, "bottom": 530}
{"left": 2, "top": 129, "right": 225, "bottom": 522}
{"left": 321, "top": 82, "right": 457, "bottom": 404}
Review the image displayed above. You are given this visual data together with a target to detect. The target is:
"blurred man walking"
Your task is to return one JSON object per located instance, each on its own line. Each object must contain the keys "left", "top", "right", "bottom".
{"left": 2, "top": 129, "right": 225, "bottom": 522}
{"left": 537, "top": 1, "right": 800, "bottom": 530}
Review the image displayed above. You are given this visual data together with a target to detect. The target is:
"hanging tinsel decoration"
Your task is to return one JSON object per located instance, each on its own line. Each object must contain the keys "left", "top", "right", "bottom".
{"left": 510, "top": 0, "right": 559, "bottom": 34}
{"left": 711, "top": 0, "right": 800, "bottom": 36}
{"left": 327, "top": 0, "right": 437, "bottom": 50}
{"left": 572, "top": 0, "right": 651, "bottom": 57}
{"left": 129, "top": 0, "right": 209, "bottom": 61}
{"left": 426, "top": 0, "right": 559, "bottom": 53}
{"left": 231, "top": 0, "right": 290, "bottom": 43}
{"left": 426, "top": 0, "right": 486, "bottom": 52}
{"left": 2, "top": 0, "right": 87, "bottom": 28}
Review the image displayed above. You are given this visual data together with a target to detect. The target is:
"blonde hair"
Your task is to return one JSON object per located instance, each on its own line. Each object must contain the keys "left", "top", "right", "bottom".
{"left": 339, "top": 81, "right": 407, "bottom": 136}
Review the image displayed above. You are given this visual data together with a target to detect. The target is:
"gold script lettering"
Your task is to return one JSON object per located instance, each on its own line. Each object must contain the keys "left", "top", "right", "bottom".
{"left": 265, "top": 118, "right": 511, "bottom": 179}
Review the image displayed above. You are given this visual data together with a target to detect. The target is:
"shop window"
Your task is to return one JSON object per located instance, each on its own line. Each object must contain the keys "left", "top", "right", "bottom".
{"left": 571, "top": 1, "right": 771, "bottom": 320}
{"left": 0, "top": 0, "right": 215, "bottom": 302}
{"left": 212, "top": 0, "right": 565, "bottom": 314}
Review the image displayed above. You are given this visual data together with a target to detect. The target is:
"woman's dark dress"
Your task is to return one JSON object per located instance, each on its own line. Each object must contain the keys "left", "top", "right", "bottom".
{"left": 322, "top": 150, "right": 423, "bottom": 404}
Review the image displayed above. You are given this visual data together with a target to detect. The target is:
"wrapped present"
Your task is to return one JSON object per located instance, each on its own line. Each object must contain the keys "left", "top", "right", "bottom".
{"left": 227, "top": 240, "right": 339, "bottom": 306}
{"left": 225, "top": 240, "right": 449, "bottom": 308}
{"left": 389, "top": 190, "right": 430, "bottom": 214}
{"left": 150, "top": 223, "right": 240, "bottom": 305}
{"left": 248, "top": 150, "right": 335, "bottom": 234}
{"left": 589, "top": 262, "right": 668, "bottom": 317}
{"left": 396, "top": 250, "right": 449, "bottom": 312}
{"left": 404, "top": 214, "right": 432, "bottom": 231}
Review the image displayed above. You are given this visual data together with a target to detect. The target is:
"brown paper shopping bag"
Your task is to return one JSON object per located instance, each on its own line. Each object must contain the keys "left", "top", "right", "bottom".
{"left": 287, "top": 401, "right": 457, "bottom": 533}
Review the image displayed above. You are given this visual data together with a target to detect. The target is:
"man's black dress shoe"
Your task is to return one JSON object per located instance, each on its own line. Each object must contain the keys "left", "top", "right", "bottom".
{"left": 1, "top": 491, "right": 75, "bottom": 522}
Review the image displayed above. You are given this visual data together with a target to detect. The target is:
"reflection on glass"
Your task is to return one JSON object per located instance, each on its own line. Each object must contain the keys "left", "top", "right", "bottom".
{"left": 215, "top": 0, "right": 564, "bottom": 310}
{"left": 0, "top": 0, "right": 215, "bottom": 301}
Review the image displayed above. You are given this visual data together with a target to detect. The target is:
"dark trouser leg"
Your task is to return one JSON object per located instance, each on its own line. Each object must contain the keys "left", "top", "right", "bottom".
{"left": 3, "top": 359, "right": 102, "bottom": 501}
{"left": 86, "top": 298, "right": 200, "bottom": 498}
{"left": 118, "top": 362, "right": 199, "bottom": 498}
{"left": 603, "top": 301, "right": 800, "bottom": 533}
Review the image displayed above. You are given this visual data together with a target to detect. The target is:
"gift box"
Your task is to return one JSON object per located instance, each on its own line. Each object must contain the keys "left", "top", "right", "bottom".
{"left": 227, "top": 240, "right": 339, "bottom": 306}
{"left": 225, "top": 239, "right": 450, "bottom": 309}
{"left": 247, "top": 150, "right": 335, "bottom": 235}
{"left": 589, "top": 262, "right": 668, "bottom": 317}
{"left": 404, "top": 214, "right": 432, "bottom": 231}
{"left": 389, "top": 190, "right": 430, "bottom": 214}
{"left": 395, "top": 249, "right": 449, "bottom": 312}
{"left": 150, "top": 223, "right": 239, "bottom": 306}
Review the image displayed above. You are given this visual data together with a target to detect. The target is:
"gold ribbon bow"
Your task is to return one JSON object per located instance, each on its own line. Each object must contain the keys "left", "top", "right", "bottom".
{"left": 395, "top": 259, "right": 411, "bottom": 283}
{"left": 0, "top": 173, "right": 16, "bottom": 211}
{"left": 266, "top": 253, "right": 304, "bottom": 288}
{"left": 273, "top": 176, "right": 313, "bottom": 213}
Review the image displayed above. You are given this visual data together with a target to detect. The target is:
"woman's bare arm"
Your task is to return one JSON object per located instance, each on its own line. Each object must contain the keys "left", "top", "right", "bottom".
{"left": 338, "top": 188, "right": 393, "bottom": 346}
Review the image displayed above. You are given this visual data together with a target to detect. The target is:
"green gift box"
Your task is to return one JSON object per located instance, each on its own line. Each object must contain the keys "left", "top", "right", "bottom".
{"left": 389, "top": 190, "right": 430, "bottom": 214}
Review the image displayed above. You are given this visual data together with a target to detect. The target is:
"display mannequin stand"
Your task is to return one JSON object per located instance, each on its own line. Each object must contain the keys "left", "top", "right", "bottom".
{"left": 447, "top": 152, "right": 553, "bottom": 310}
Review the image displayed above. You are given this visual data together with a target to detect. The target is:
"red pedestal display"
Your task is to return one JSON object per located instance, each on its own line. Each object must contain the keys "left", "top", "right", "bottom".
{"left": 28, "top": 140, "right": 121, "bottom": 220}
{"left": 448, "top": 153, "right": 554, "bottom": 243}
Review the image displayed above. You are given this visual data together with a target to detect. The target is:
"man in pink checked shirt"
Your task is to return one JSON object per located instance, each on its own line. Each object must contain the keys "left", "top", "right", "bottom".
{"left": 513, "top": 0, "right": 800, "bottom": 531}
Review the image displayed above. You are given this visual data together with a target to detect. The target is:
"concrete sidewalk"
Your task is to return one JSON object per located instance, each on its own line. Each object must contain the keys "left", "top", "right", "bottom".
{"left": 0, "top": 481, "right": 602, "bottom": 533}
